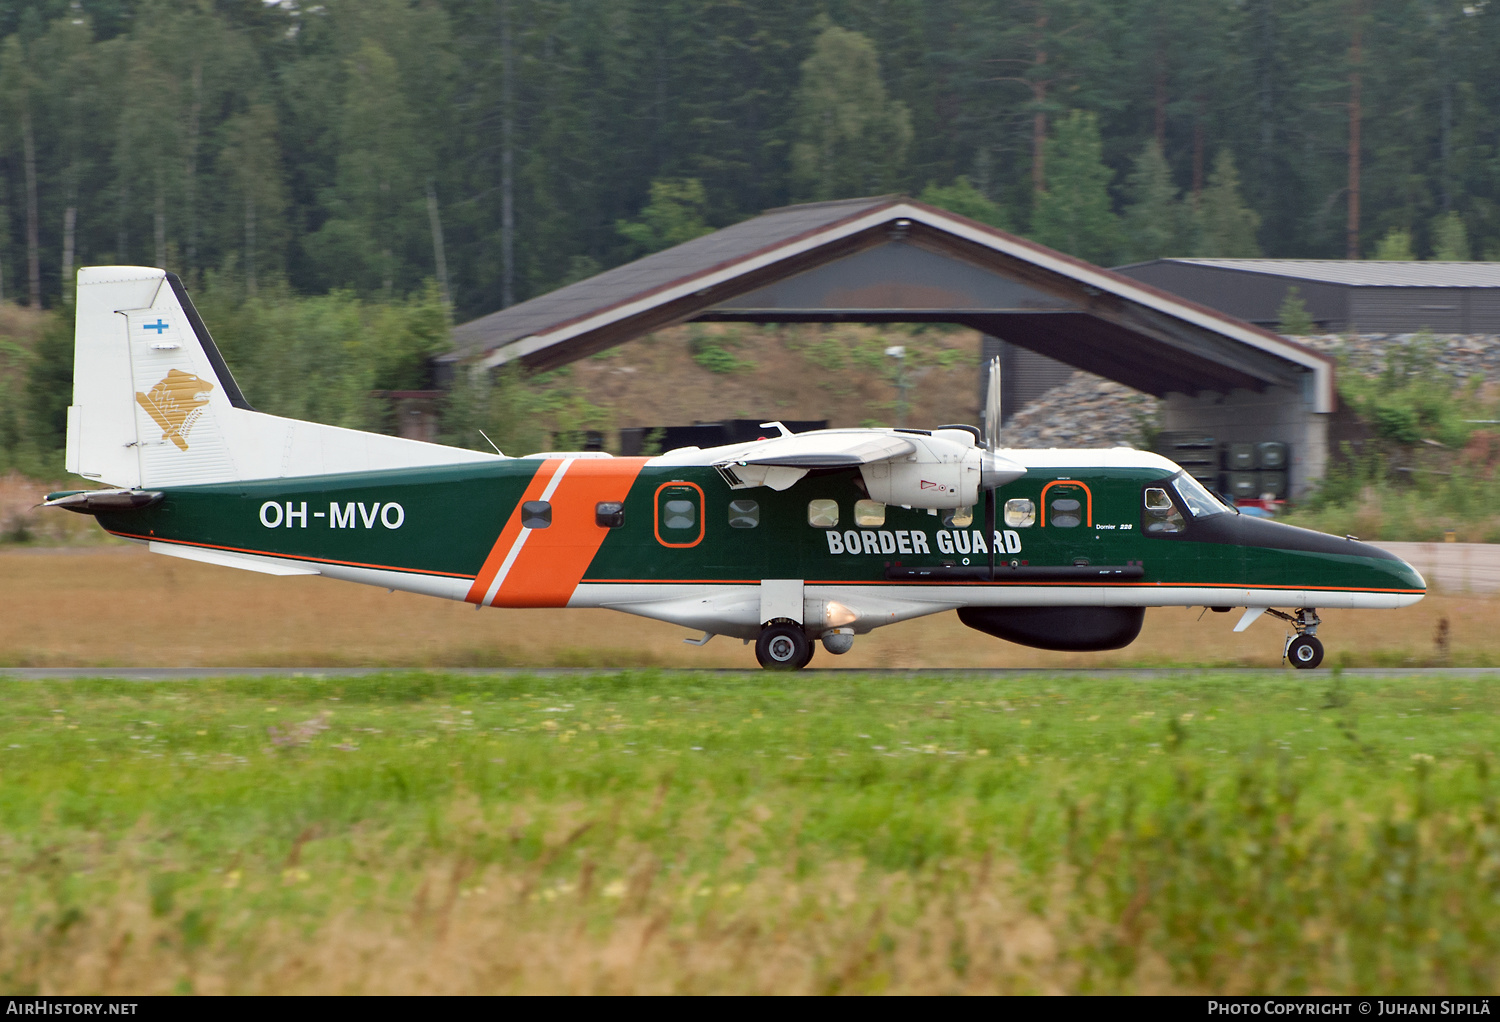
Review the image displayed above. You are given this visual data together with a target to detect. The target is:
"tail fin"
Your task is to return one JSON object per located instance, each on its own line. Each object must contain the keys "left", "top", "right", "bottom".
{"left": 68, "top": 267, "right": 243, "bottom": 486}
{"left": 67, "top": 266, "right": 496, "bottom": 488}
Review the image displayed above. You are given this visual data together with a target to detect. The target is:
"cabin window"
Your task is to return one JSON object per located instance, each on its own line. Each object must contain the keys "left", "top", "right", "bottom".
{"left": 1143, "top": 487, "right": 1185, "bottom": 534}
{"left": 663, "top": 500, "right": 696, "bottom": 530}
{"left": 1004, "top": 498, "right": 1036, "bottom": 528}
{"left": 595, "top": 501, "right": 625, "bottom": 529}
{"left": 654, "top": 482, "right": 705, "bottom": 547}
{"left": 728, "top": 499, "right": 759, "bottom": 528}
{"left": 807, "top": 499, "right": 839, "bottom": 528}
{"left": 521, "top": 501, "right": 552, "bottom": 529}
{"left": 943, "top": 505, "right": 974, "bottom": 528}
{"left": 1050, "top": 498, "right": 1082, "bottom": 528}
{"left": 854, "top": 499, "right": 886, "bottom": 527}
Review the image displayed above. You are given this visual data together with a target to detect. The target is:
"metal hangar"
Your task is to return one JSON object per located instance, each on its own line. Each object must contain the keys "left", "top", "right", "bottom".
{"left": 447, "top": 196, "right": 1335, "bottom": 495}
{"left": 1117, "top": 258, "right": 1500, "bottom": 334}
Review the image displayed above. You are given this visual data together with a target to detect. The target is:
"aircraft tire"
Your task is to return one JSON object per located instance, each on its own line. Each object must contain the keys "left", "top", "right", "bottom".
{"left": 1288, "top": 635, "right": 1324, "bottom": 669}
{"left": 756, "top": 624, "right": 810, "bottom": 670}
{"left": 797, "top": 641, "right": 815, "bottom": 670}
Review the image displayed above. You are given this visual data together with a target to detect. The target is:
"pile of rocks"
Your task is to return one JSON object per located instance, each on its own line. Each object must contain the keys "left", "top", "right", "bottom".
{"left": 1001, "top": 371, "right": 1158, "bottom": 449}
{"left": 1296, "top": 333, "right": 1500, "bottom": 380}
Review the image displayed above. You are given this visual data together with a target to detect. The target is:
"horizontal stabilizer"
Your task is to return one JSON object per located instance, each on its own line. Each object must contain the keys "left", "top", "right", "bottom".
{"left": 149, "top": 541, "right": 321, "bottom": 576}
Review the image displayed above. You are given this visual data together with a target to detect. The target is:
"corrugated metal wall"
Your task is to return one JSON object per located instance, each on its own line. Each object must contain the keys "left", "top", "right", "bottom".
{"left": 1118, "top": 262, "right": 1500, "bottom": 334}
{"left": 977, "top": 336, "right": 1079, "bottom": 426}
{"left": 1470, "top": 292, "right": 1500, "bottom": 333}
{"left": 1116, "top": 264, "right": 1349, "bottom": 328}
{"left": 1350, "top": 289, "right": 1467, "bottom": 332}
{"left": 997, "top": 339, "right": 1076, "bottom": 423}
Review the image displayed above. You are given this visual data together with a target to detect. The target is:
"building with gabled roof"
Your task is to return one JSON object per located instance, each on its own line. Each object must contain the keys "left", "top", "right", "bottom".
{"left": 447, "top": 196, "right": 1337, "bottom": 494}
{"left": 1117, "top": 258, "right": 1500, "bottom": 334}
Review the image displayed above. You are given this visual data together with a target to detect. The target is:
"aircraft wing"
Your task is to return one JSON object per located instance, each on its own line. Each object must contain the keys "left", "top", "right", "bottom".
{"left": 711, "top": 431, "right": 918, "bottom": 491}
{"left": 716, "top": 432, "right": 917, "bottom": 469}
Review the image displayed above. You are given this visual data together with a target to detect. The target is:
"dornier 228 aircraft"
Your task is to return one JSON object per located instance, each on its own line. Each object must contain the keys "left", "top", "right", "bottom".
{"left": 47, "top": 266, "right": 1426, "bottom": 670}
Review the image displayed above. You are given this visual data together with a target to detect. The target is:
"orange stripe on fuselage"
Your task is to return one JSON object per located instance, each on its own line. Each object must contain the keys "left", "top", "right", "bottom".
{"left": 491, "top": 457, "right": 649, "bottom": 608}
{"left": 464, "top": 459, "right": 564, "bottom": 604}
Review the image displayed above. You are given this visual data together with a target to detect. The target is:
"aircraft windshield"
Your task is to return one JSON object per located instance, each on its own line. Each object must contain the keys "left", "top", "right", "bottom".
{"left": 1172, "top": 472, "right": 1231, "bottom": 518}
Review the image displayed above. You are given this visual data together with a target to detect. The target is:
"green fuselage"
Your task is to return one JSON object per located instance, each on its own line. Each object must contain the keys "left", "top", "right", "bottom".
{"left": 92, "top": 457, "right": 1425, "bottom": 602}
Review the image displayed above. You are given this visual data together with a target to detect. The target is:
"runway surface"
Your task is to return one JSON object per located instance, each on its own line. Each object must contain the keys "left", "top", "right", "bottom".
{"left": 1377, "top": 541, "right": 1500, "bottom": 593}
{"left": 5, "top": 666, "right": 1500, "bottom": 680}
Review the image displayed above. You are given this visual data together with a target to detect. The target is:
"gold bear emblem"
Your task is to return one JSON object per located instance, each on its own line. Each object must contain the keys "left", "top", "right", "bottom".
{"left": 135, "top": 369, "right": 215, "bottom": 452}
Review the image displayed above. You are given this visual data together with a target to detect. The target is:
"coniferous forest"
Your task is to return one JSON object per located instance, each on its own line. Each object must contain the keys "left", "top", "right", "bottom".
{"left": 3, "top": 0, "right": 1498, "bottom": 316}
{"left": 1, "top": 0, "right": 1499, "bottom": 476}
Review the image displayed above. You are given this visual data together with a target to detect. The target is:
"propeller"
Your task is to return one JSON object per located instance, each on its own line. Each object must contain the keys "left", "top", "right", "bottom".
{"left": 982, "top": 355, "right": 1001, "bottom": 580}
{"left": 982, "top": 355, "right": 1002, "bottom": 451}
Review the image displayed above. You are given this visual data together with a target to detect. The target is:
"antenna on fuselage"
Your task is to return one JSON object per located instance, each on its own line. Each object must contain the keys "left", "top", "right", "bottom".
{"left": 477, "top": 429, "right": 504, "bottom": 457}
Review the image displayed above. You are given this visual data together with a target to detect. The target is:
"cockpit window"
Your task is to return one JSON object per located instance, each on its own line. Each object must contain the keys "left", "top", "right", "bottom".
{"left": 1172, "top": 472, "right": 1231, "bottom": 518}
{"left": 1143, "top": 487, "right": 1185, "bottom": 534}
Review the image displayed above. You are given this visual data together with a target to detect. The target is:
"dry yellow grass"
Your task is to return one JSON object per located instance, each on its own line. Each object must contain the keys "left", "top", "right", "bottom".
{"left": 556, "top": 323, "right": 986, "bottom": 434}
{"left": 8, "top": 852, "right": 1082, "bottom": 995}
{"left": 0, "top": 545, "right": 1480, "bottom": 668}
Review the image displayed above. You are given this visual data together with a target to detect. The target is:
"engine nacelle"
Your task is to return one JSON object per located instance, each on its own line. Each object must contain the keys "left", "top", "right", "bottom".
{"left": 957, "top": 606, "right": 1145, "bottom": 651}
{"left": 859, "top": 432, "right": 1023, "bottom": 509}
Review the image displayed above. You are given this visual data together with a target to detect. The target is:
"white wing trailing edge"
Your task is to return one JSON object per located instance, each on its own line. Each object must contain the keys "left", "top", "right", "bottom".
{"left": 706, "top": 427, "right": 1025, "bottom": 508}
{"left": 727, "top": 430, "right": 918, "bottom": 468}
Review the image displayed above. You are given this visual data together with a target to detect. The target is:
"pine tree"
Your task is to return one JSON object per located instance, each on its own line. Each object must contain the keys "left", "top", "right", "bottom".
{"left": 789, "top": 23, "right": 913, "bottom": 201}
{"left": 616, "top": 178, "right": 713, "bottom": 256}
{"left": 1122, "top": 140, "right": 1192, "bottom": 262}
{"left": 918, "top": 177, "right": 1010, "bottom": 230}
{"left": 306, "top": 39, "right": 423, "bottom": 294}
{"left": 1195, "top": 150, "right": 1261, "bottom": 257}
{"left": 217, "top": 104, "right": 286, "bottom": 296}
{"left": 1277, "top": 286, "right": 1315, "bottom": 335}
{"left": 1431, "top": 212, "right": 1470, "bottom": 260}
{"left": 1372, "top": 228, "right": 1415, "bottom": 260}
{"left": 1030, "top": 111, "right": 1121, "bottom": 265}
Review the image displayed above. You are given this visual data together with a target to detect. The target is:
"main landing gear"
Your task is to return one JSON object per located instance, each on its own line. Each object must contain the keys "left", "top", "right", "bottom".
{"left": 753, "top": 623, "right": 855, "bottom": 669}
{"left": 756, "top": 623, "right": 813, "bottom": 670}
{"left": 1265, "top": 607, "right": 1324, "bottom": 669}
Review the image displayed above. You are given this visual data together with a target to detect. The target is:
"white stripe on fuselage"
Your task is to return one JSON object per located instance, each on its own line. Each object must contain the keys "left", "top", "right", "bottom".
{"left": 479, "top": 457, "right": 574, "bottom": 606}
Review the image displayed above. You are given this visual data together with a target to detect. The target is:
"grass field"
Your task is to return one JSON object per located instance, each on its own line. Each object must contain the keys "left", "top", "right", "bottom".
{"left": 2, "top": 669, "right": 1498, "bottom": 994}
{"left": 0, "top": 547, "right": 1487, "bottom": 669}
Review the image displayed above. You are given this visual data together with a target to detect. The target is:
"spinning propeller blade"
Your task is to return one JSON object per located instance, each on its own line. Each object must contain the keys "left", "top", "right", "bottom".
{"left": 982, "top": 355, "right": 1002, "bottom": 578}
{"left": 982, "top": 355, "right": 1002, "bottom": 451}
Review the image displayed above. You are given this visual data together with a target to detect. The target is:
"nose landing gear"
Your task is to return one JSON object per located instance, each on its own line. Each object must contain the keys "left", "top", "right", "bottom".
{"left": 1267, "top": 608, "right": 1324, "bottom": 669}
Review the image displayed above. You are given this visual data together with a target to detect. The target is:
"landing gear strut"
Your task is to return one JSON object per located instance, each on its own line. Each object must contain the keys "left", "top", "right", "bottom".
{"left": 1266, "top": 608, "right": 1324, "bottom": 669}
{"left": 755, "top": 623, "right": 813, "bottom": 670}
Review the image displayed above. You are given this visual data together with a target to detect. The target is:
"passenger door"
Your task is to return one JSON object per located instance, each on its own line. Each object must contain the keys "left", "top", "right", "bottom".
{"left": 1041, "top": 480, "right": 1102, "bottom": 565}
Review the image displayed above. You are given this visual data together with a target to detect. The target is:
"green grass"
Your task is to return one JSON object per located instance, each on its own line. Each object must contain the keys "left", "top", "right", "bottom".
{"left": 3, "top": 670, "right": 1499, "bottom": 993}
